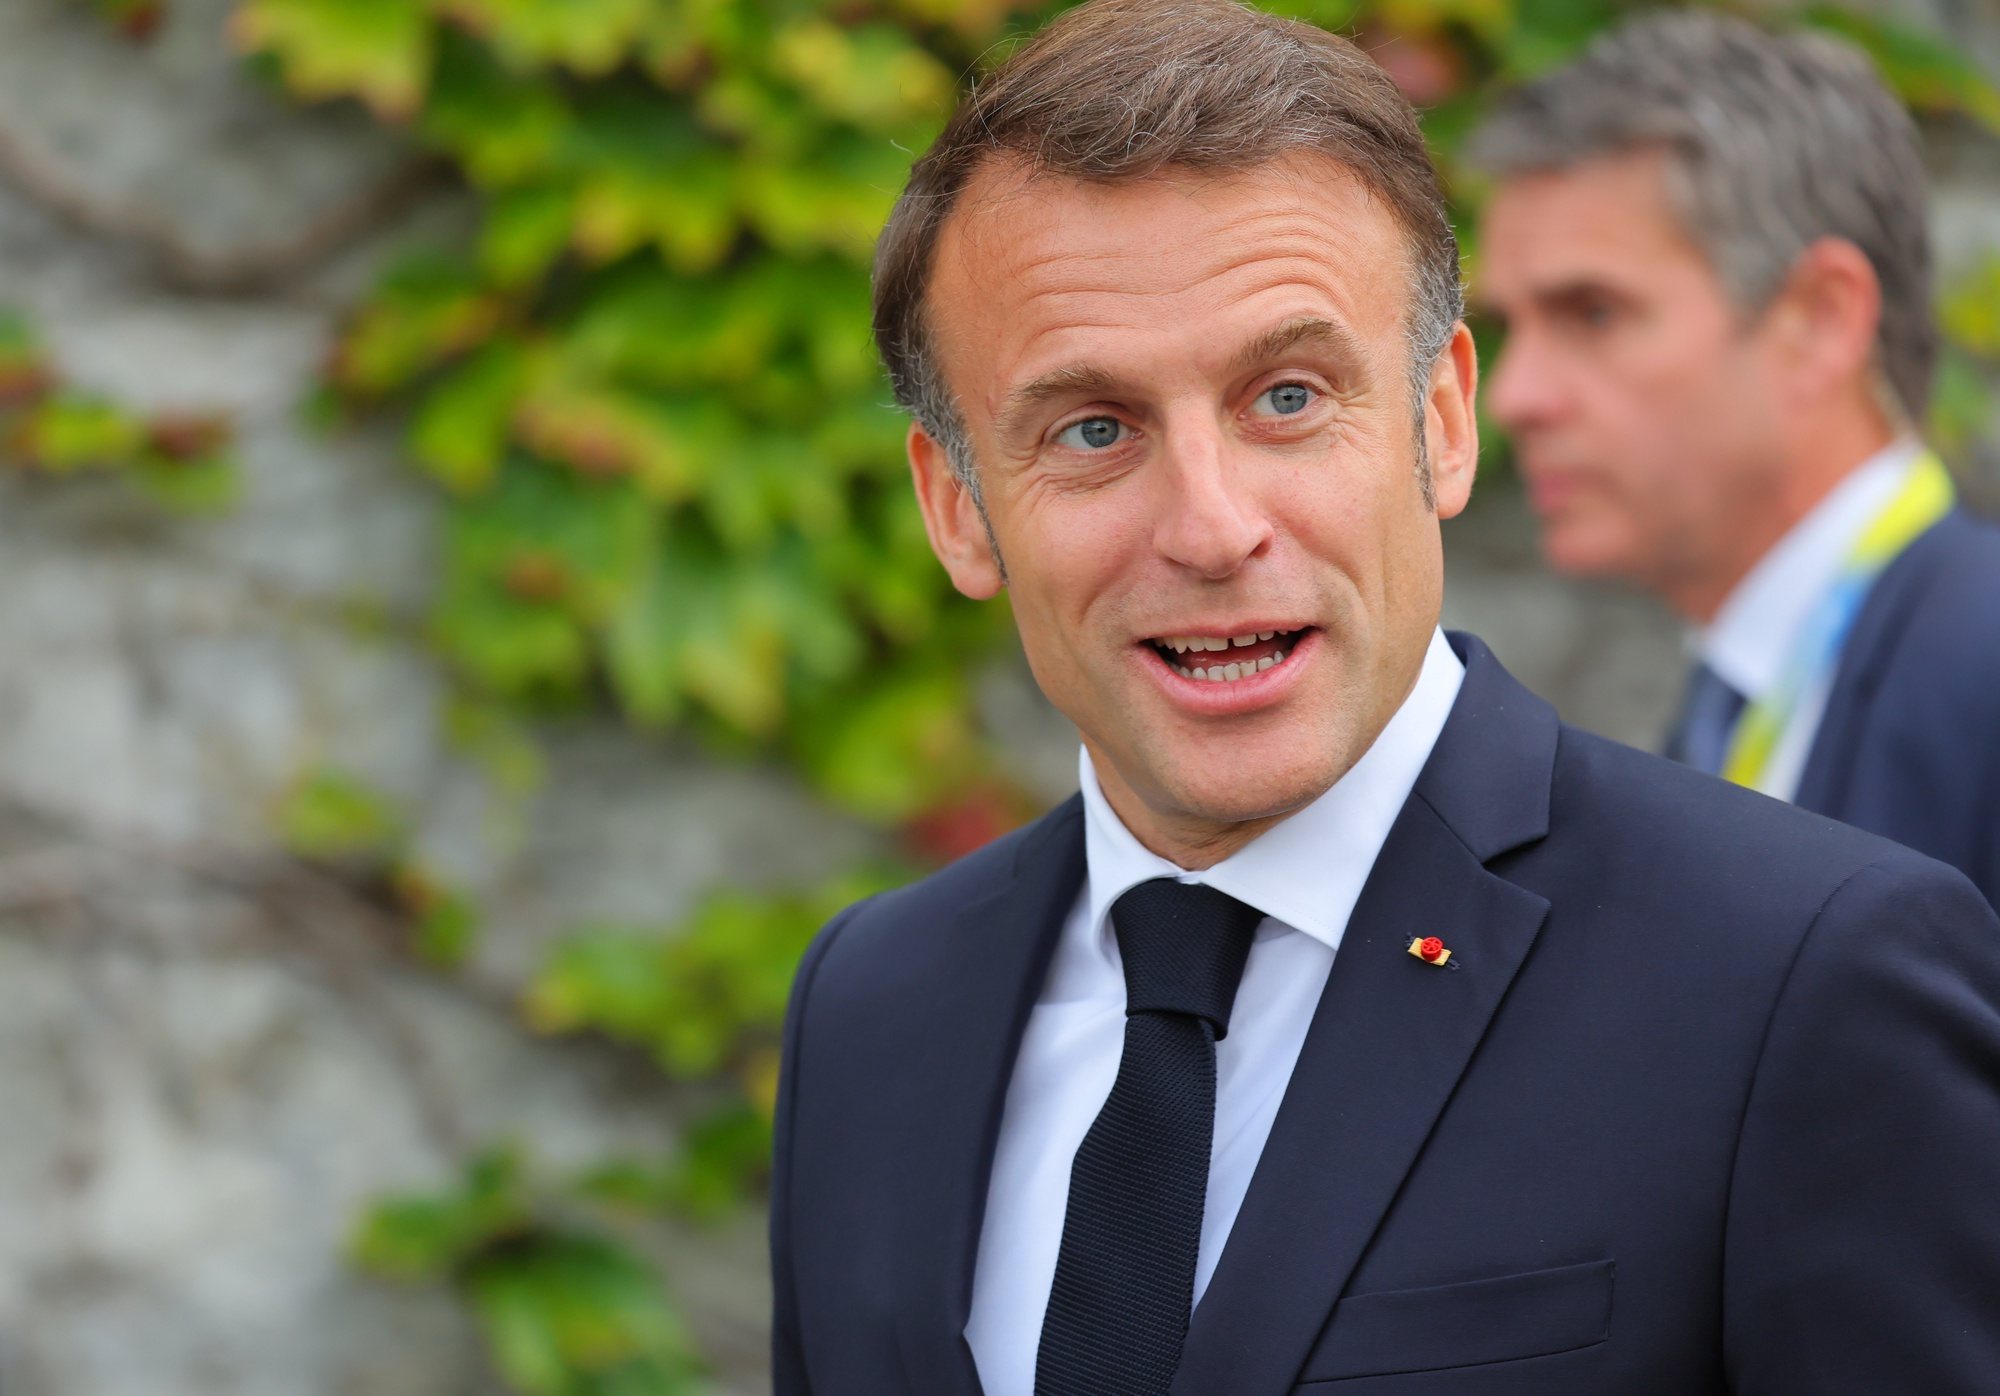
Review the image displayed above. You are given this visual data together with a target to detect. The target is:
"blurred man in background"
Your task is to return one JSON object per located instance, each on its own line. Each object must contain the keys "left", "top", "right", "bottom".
{"left": 1473, "top": 12, "right": 2000, "bottom": 907}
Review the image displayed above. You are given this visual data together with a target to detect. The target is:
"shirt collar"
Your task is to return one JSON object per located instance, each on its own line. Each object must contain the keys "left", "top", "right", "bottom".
{"left": 1698, "top": 438, "right": 1924, "bottom": 701}
{"left": 1076, "top": 627, "right": 1465, "bottom": 966}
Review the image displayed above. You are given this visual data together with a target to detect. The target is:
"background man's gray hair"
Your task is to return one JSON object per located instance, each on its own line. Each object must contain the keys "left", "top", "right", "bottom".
{"left": 1468, "top": 10, "right": 1936, "bottom": 425}
{"left": 872, "top": 0, "right": 1464, "bottom": 517}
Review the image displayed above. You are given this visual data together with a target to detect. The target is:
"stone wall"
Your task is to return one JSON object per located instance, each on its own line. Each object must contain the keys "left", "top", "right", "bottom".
{"left": 0, "top": 1, "right": 1990, "bottom": 1392}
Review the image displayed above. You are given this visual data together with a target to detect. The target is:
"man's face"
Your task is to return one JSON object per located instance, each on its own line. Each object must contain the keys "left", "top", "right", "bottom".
{"left": 909, "top": 155, "right": 1477, "bottom": 857}
{"left": 1478, "top": 151, "right": 1788, "bottom": 596}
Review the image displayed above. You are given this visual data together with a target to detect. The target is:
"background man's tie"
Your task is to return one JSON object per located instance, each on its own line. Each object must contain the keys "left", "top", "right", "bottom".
{"left": 1663, "top": 660, "right": 1748, "bottom": 777}
{"left": 1034, "top": 878, "right": 1264, "bottom": 1396}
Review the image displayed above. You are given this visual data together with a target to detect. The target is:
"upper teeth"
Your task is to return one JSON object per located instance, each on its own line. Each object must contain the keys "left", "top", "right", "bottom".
{"left": 1158, "top": 629, "right": 1292, "bottom": 654}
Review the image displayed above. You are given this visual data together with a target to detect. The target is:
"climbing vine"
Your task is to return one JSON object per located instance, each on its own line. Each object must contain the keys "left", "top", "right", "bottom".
{"left": 0, "top": 309, "right": 236, "bottom": 509}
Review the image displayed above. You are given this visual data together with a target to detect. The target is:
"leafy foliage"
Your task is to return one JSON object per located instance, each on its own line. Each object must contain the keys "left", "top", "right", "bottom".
{"left": 527, "top": 864, "right": 909, "bottom": 1102}
{"left": 351, "top": 1145, "right": 705, "bottom": 1396}
{"left": 1936, "top": 253, "right": 2000, "bottom": 459}
{"left": 278, "top": 766, "right": 482, "bottom": 968}
{"left": 1803, "top": 5, "right": 2000, "bottom": 133}
{"left": 279, "top": 767, "right": 405, "bottom": 858}
{"left": 242, "top": 0, "right": 1022, "bottom": 825}
{"left": 0, "top": 309, "right": 238, "bottom": 511}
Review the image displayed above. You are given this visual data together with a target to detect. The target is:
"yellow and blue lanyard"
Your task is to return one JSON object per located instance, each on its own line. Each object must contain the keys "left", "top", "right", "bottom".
{"left": 1720, "top": 453, "right": 1955, "bottom": 792}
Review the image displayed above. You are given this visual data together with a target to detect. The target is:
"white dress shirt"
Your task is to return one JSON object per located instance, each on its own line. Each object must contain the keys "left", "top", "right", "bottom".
{"left": 1696, "top": 438, "right": 1925, "bottom": 800}
{"left": 963, "top": 628, "right": 1466, "bottom": 1396}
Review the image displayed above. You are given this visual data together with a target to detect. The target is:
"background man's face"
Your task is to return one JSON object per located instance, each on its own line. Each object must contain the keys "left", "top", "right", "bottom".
{"left": 1479, "top": 151, "right": 1788, "bottom": 595}
{"left": 912, "top": 155, "right": 1474, "bottom": 853}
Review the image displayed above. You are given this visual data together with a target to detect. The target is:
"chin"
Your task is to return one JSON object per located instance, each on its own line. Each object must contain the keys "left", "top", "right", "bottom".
{"left": 1161, "top": 758, "right": 1341, "bottom": 829}
{"left": 1539, "top": 525, "right": 1634, "bottom": 581}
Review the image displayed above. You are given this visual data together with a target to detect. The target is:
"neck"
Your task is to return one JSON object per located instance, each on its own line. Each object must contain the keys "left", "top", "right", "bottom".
{"left": 1667, "top": 415, "right": 1899, "bottom": 625}
{"left": 1096, "top": 790, "right": 1290, "bottom": 872}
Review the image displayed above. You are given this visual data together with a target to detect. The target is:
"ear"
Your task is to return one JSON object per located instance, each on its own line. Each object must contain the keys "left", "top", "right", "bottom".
{"left": 1762, "top": 237, "right": 1883, "bottom": 409}
{"left": 1424, "top": 320, "right": 1480, "bottom": 520}
{"left": 908, "top": 423, "right": 1005, "bottom": 599}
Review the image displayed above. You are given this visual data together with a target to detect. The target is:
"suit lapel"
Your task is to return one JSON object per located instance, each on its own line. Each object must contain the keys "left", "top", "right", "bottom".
{"left": 892, "top": 797, "right": 1085, "bottom": 1396}
{"left": 1794, "top": 512, "right": 1955, "bottom": 815}
{"left": 1172, "top": 635, "right": 1557, "bottom": 1396}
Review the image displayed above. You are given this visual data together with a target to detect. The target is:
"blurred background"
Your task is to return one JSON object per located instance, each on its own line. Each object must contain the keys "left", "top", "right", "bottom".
{"left": 0, "top": 0, "right": 1993, "bottom": 1391}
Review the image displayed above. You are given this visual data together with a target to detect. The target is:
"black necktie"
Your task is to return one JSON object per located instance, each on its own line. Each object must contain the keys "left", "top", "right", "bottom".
{"left": 1662, "top": 660, "right": 1748, "bottom": 777}
{"left": 1035, "top": 878, "right": 1264, "bottom": 1396}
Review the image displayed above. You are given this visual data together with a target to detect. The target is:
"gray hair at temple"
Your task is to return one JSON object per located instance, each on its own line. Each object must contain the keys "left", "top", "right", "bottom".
{"left": 1467, "top": 11, "right": 1936, "bottom": 426}
{"left": 872, "top": 0, "right": 1464, "bottom": 513}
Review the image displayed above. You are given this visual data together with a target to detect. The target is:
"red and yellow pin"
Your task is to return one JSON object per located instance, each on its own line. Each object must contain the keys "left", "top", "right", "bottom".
{"left": 1407, "top": 935, "right": 1454, "bottom": 967}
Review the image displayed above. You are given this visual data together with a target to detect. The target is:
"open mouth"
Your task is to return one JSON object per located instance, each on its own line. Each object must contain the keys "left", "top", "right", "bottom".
{"left": 1146, "top": 626, "right": 1313, "bottom": 683}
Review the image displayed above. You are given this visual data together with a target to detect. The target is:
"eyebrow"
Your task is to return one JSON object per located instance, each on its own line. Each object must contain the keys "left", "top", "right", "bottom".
{"left": 992, "top": 315, "right": 1368, "bottom": 444}
{"left": 995, "top": 363, "right": 1124, "bottom": 440}
{"left": 1227, "top": 315, "right": 1368, "bottom": 376}
{"left": 1473, "top": 278, "right": 1628, "bottom": 320}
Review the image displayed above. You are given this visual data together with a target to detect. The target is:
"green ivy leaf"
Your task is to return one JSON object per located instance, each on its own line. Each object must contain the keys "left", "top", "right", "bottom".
{"left": 440, "top": 0, "right": 655, "bottom": 77}
{"left": 654, "top": 1103, "right": 773, "bottom": 1218}
{"left": 473, "top": 1267, "right": 574, "bottom": 1396}
{"left": 422, "top": 35, "right": 572, "bottom": 186}
{"left": 769, "top": 19, "right": 956, "bottom": 132}
{"left": 1804, "top": 5, "right": 2000, "bottom": 134}
{"left": 350, "top": 1144, "right": 533, "bottom": 1279}
{"left": 792, "top": 659, "right": 983, "bottom": 821}
{"left": 480, "top": 184, "right": 580, "bottom": 287}
{"left": 230, "top": 0, "right": 435, "bottom": 120}
{"left": 1942, "top": 253, "right": 2000, "bottom": 358}
{"left": 391, "top": 862, "right": 484, "bottom": 967}
{"left": 132, "top": 451, "right": 241, "bottom": 513}
{"left": 525, "top": 864, "right": 908, "bottom": 1082}
{"left": 444, "top": 695, "right": 547, "bottom": 796}
{"left": 564, "top": 263, "right": 783, "bottom": 389}
{"left": 0, "top": 308, "right": 46, "bottom": 382}
{"left": 8, "top": 393, "right": 147, "bottom": 471}
{"left": 278, "top": 768, "right": 402, "bottom": 859}
{"left": 412, "top": 340, "right": 534, "bottom": 494}
{"left": 1929, "top": 346, "right": 1994, "bottom": 458}
{"left": 333, "top": 252, "right": 505, "bottom": 396}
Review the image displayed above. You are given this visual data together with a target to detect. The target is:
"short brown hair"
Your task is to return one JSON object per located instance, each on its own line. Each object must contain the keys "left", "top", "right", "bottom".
{"left": 871, "top": 0, "right": 1463, "bottom": 500}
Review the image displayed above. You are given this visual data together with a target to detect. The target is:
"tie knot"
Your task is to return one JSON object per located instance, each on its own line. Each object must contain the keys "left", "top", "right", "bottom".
{"left": 1666, "top": 660, "right": 1749, "bottom": 776}
{"left": 1109, "top": 878, "right": 1263, "bottom": 1039}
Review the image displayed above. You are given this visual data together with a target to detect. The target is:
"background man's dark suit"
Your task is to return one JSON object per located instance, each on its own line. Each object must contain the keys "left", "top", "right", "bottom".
{"left": 1796, "top": 507, "right": 2000, "bottom": 906}
{"left": 770, "top": 635, "right": 2000, "bottom": 1395}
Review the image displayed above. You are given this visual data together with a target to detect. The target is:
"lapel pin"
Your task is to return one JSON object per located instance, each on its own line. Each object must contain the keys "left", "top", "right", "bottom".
{"left": 1408, "top": 935, "right": 1457, "bottom": 968}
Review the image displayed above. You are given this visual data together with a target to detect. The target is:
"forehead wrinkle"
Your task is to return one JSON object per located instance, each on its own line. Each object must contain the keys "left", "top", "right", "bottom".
{"left": 1004, "top": 220, "right": 1365, "bottom": 304}
{"left": 1002, "top": 264, "right": 1372, "bottom": 381}
{"left": 934, "top": 161, "right": 1411, "bottom": 438}
{"left": 984, "top": 269, "right": 1377, "bottom": 433}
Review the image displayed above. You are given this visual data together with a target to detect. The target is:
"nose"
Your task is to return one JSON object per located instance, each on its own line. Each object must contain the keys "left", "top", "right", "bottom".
{"left": 1150, "top": 422, "right": 1274, "bottom": 580}
{"left": 1486, "top": 326, "right": 1566, "bottom": 437}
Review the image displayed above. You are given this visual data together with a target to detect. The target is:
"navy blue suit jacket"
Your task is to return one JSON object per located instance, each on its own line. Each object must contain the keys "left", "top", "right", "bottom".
{"left": 771, "top": 633, "right": 2000, "bottom": 1395}
{"left": 1793, "top": 507, "right": 2000, "bottom": 907}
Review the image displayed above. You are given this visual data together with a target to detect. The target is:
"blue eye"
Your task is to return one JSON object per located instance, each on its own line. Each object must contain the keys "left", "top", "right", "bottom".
{"left": 1057, "top": 416, "right": 1127, "bottom": 450}
{"left": 1255, "top": 383, "right": 1314, "bottom": 416}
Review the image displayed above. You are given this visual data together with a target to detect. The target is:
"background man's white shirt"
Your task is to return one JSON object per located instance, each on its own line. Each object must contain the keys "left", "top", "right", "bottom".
{"left": 1696, "top": 438, "right": 1925, "bottom": 800}
{"left": 963, "top": 628, "right": 1466, "bottom": 1396}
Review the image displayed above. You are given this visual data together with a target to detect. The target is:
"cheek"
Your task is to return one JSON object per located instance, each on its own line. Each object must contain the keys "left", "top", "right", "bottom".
{"left": 1579, "top": 348, "right": 1744, "bottom": 508}
{"left": 999, "top": 502, "right": 1144, "bottom": 665}
{"left": 1279, "top": 460, "right": 1411, "bottom": 608}
{"left": 1627, "top": 312, "right": 1767, "bottom": 420}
